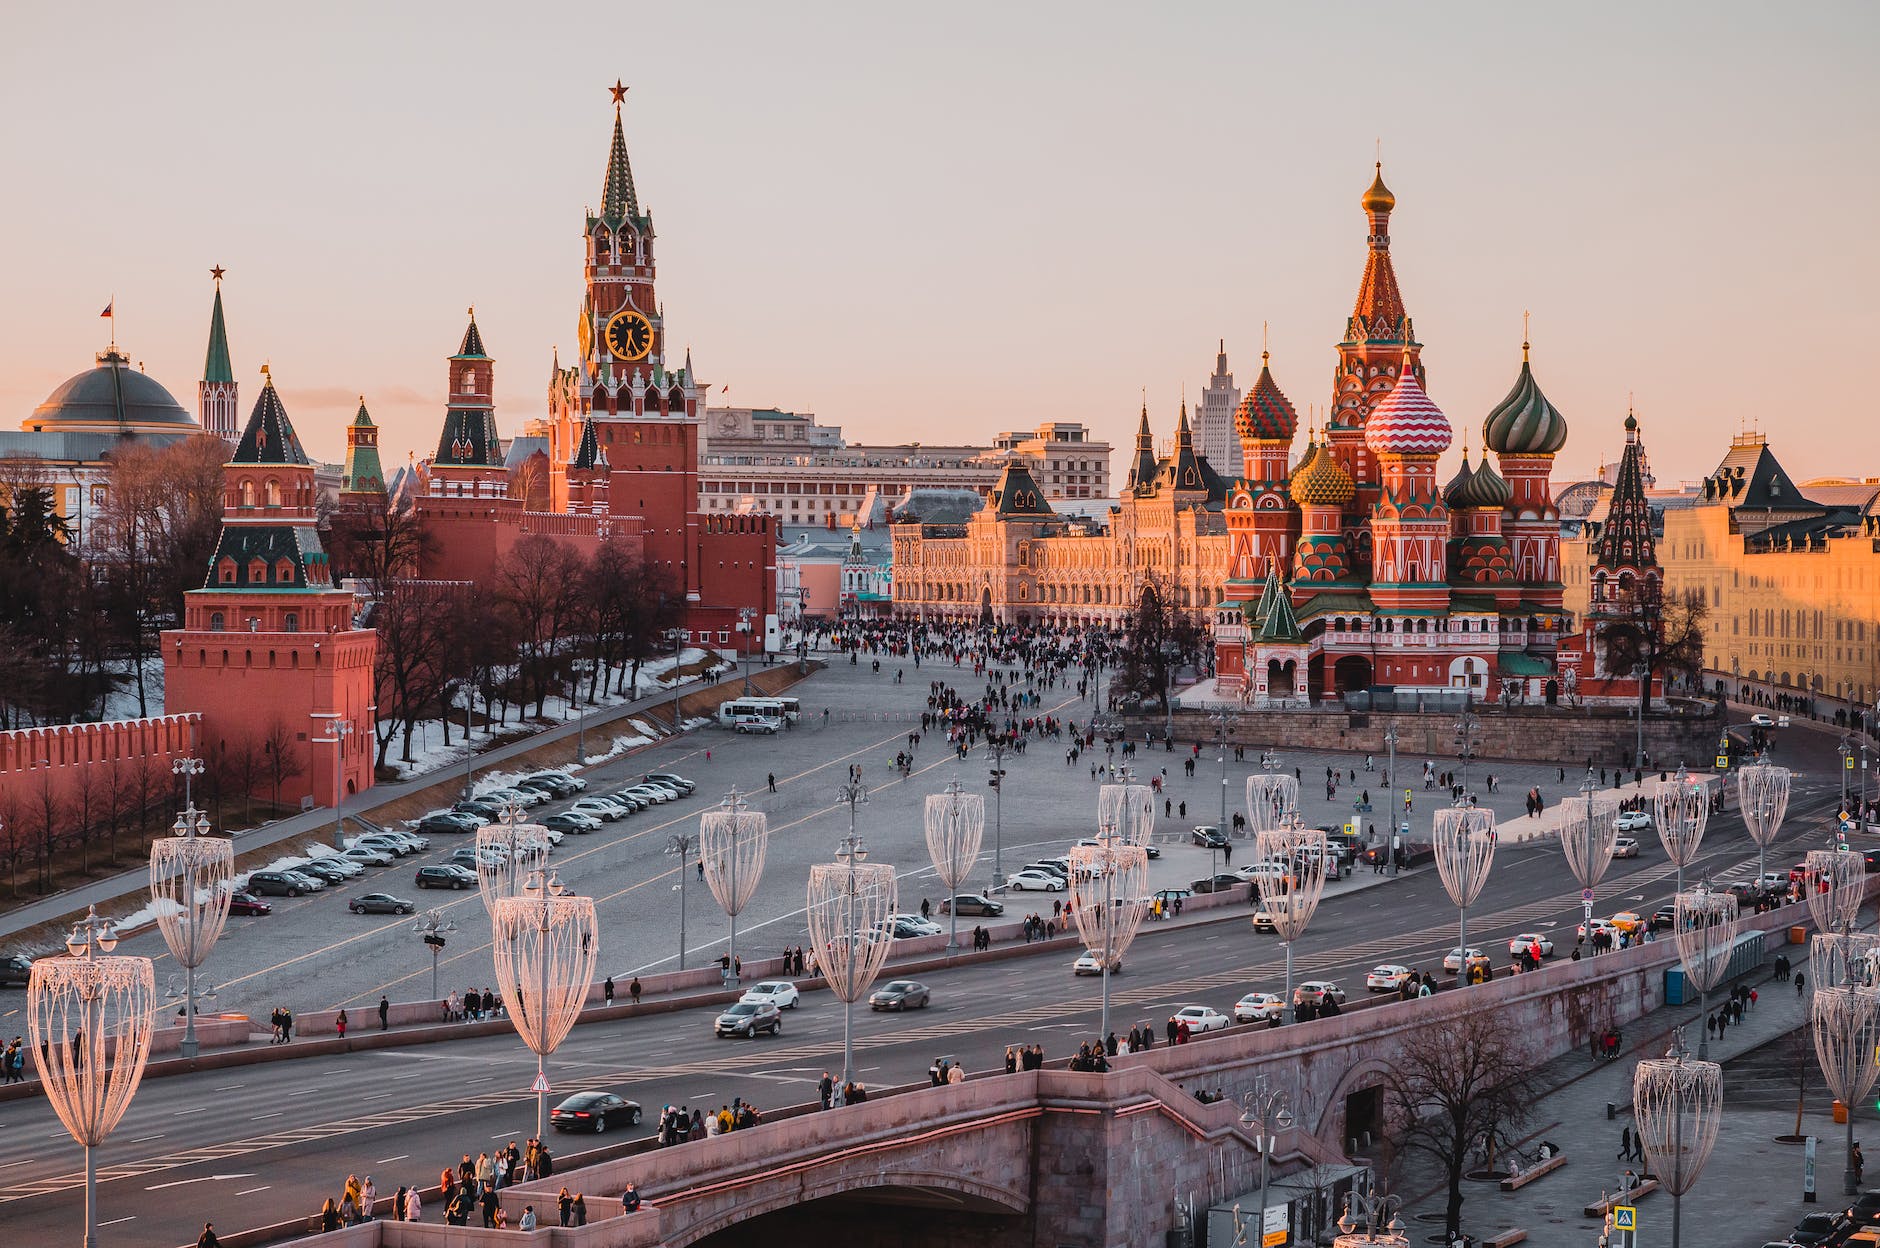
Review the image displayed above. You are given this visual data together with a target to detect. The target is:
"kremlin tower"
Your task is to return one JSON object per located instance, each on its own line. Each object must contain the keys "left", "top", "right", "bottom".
{"left": 199, "top": 269, "right": 239, "bottom": 444}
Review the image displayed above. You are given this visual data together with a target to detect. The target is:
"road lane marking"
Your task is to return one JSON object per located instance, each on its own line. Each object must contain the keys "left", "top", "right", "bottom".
{"left": 235, "top": 1186, "right": 271, "bottom": 1196}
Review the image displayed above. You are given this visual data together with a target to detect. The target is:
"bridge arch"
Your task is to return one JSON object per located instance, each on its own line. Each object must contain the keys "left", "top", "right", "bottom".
{"left": 675, "top": 1169, "right": 1030, "bottom": 1248}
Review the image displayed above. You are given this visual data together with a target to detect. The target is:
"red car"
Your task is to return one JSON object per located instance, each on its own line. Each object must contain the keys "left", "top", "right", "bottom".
{"left": 227, "top": 891, "right": 272, "bottom": 916}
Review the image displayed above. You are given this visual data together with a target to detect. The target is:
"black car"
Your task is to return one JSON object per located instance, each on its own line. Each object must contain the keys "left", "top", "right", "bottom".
{"left": 1790, "top": 1212, "right": 1851, "bottom": 1246}
{"left": 939, "top": 894, "right": 1004, "bottom": 917}
{"left": 542, "top": 813, "right": 594, "bottom": 836}
{"left": 1191, "top": 873, "right": 1243, "bottom": 894}
{"left": 293, "top": 859, "right": 350, "bottom": 884}
{"left": 1190, "top": 826, "right": 1230, "bottom": 849}
{"left": 868, "top": 980, "right": 931, "bottom": 1010}
{"left": 550, "top": 1091, "right": 642, "bottom": 1133}
{"left": 248, "top": 870, "right": 313, "bottom": 897}
{"left": 1649, "top": 905, "right": 1677, "bottom": 931}
{"left": 645, "top": 772, "right": 695, "bottom": 794}
{"left": 715, "top": 1001, "right": 783, "bottom": 1038}
{"left": 0, "top": 954, "right": 32, "bottom": 988}
{"left": 453, "top": 800, "right": 506, "bottom": 822}
{"left": 415, "top": 813, "right": 478, "bottom": 835}
{"left": 415, "top": 864, "right": 477, "bottom": 890}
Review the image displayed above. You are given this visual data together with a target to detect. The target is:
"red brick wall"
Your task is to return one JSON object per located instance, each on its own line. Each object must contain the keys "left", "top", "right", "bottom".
{"left": 0, "top": 714, "right": 202, "bottom": 812}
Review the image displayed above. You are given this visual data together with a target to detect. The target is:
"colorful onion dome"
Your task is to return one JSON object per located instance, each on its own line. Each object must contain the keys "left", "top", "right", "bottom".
{"left": 1447, "top": 451, "right": 1513, "bottom": 510}
{"left": 1290, "top": 438, "right": 1355, "bottom": 507}
{"left": 1361, "top": 162, "right": 1395, "bottom": 214}
{"left": 1482, "top": 347, "right": 1568, "bottom": 455}
{"left": 1363, "top": 359, "right": 1452, "bottom": 457}
{"left": 1233, "top": 352, "right": 1298, "bottom": 443}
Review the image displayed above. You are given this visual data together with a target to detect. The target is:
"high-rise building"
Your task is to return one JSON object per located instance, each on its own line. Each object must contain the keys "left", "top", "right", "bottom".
{"left": 1195, "top": 341, "right": 1241, "bottom": 472}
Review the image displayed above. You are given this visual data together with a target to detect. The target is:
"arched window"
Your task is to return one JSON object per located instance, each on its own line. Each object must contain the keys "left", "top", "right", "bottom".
{"left": 241, "top": 480, "right": 256, "bottom": 508}
{"left": 248, "top": 558, "right": 267, "bottom": 582}
{"left": 283, "top": 612, "right": 299, "bottom": 633}
{"left": 209, "top": 611, "right": 225, "bottom": 632}
{"left": 276, "top": 558, "right": 295, "bottom": 583}
{"left": 461, "top": 370, "right": 476, "bottom": 395}
{"left": 264, "top": 479, "right": 281, "bottom": 507}
{"left": 217, "top": 558, "right": 237, "bottom": 585}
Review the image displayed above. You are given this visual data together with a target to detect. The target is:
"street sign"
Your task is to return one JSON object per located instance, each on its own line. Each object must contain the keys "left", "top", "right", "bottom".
{"left": 1613, "top": 1206, "right": 1636, "bottom": 1231}
{"left": 1263, "top": 1204, "right": 1288, "bottom": 1247}
{"left": 1716, "top": 755, "right": 1730, "bottom": 769}
{"left": 1582, "top": 888, "right": 1595, "bottom": 902}
{"left": 531, "top": 1072, "right": 551, "bottom": 1095}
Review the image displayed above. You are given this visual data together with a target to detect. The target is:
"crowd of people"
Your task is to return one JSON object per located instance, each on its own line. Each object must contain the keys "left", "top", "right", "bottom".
{"left": 444, "top": 987, "right": 505, "bottom": 1023}
{"left": 654, "top": 1098, "right": 765, "bottom": 1144}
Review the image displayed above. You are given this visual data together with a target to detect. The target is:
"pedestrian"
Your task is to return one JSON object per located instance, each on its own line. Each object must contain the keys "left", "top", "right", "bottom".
{"left": 621, "top": 1184, "right": 642, "bottom": 1213}
{"left": 519, "top": 1206, "right": 538, "bottom": 1231}
{"left": 947, "top": 1063, "right": 965, "bottom": 1085}
{"left": 819, "top": 1071, "right": 833, "bottom": 1109}
{"left": 320, "top": 1198, "right": 341, "bottom": 1232}
{"left": 403, "top": 1186, "right": 423, "bottom": 1222}
{"left": 629, "top": 976, "right": 642, "bottom": 1006}
{"left": 1798, "top": 972, "right": 1807, "bottom": 998}
{"left": 361, "top": 1176, "right": 376, "bottom": 1220}
{"left": 1856, "top": 1142, "right": 1866, "bottom": 1184}
{"left": 336, "top": 1009, "right": 347, "bottom": 1039}
{"left": 197, "top": 1223, "right": 221, "bottom": 1248}
{"left": 559, "top": 1187, "right": 574, "bottom": 1227}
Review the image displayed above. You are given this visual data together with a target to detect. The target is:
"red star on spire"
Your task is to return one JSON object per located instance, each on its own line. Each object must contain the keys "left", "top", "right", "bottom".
{"left": 609, "top": 80, "right": 628, "bottom": 106}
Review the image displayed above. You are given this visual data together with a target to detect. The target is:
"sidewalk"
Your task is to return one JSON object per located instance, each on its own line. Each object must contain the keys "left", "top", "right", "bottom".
{"left": 1391, "top": 950, "right": 1819, "bottom": 1247}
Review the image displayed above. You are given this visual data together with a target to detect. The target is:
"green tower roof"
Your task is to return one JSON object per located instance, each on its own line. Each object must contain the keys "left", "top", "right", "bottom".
{"left": 204, "top": 282, "right": 234, "bottom": 383}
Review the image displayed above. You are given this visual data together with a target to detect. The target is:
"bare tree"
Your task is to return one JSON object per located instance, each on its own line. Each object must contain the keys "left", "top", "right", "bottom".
{"left": 495, "top": 535, "right": 587, "bottom": 718}
{"left": 102, "top": 754, "right": 133, "bottom": 866}
{"left": 325, "top": 492, "right": 432, "bottom": 589}
{"left": 29, "top": 769, "right": 63, "bottom": 893}
{"left": 1387, "top": 1009, "right": 1535, "bottom": 1240}
{"left": 262, "top": 717, "right": 306, "bottom": 813}
{"left": 369, "top": 579, "right": 449, "bottom": 764}
{"left": 1599, "top": 584, "right": 1708, "bottom": 714}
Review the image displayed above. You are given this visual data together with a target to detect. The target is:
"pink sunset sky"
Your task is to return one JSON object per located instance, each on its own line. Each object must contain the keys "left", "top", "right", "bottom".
{"left": 2, "top": 3, "right": 1875, "bottom": 487}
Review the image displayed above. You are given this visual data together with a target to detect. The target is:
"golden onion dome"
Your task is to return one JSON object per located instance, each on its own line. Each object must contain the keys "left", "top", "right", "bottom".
{"left": 1361, "top": 162, "right": 1395, "bottom": 214}
{"left": 1290, "top": 438, "right": 1355, "bottom": 507}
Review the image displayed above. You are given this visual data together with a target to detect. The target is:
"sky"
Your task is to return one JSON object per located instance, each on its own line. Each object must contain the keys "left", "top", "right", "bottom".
{"left": 2, "top": 2, "right": 1876, "bottom": 487}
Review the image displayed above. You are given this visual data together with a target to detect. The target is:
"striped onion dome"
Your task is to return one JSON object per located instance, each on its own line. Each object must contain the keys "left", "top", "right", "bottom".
{"left": 1233, "top": 353, "right": 1298, "bottom": 443}
{"left": 1289, "top": 438, "right": 1355, "bottom": 506}
{"left": 1363, "top": 360, "right": 1452, "bottom": 457}
{"left": 1445, "top": 451, "right": 1512, "bottom": 510}
{"left": 1482, "top": 352, "right": 1567, "bottom": 455}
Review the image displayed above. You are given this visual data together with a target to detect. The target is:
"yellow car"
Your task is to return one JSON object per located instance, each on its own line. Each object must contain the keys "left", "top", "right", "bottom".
{"left": 1610, "top": 911, "right": 1644, "bottom": 935}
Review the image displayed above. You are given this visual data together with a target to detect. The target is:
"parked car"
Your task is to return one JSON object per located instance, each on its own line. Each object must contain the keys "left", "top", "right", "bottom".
{"left": 1006, "top": 869, "right": 1066, "bottom": 892}
{"left": 525, "top": 771, "right": 585, "bottom": 795}
{"left": 450, "top": 847, "right": 506, "bottom": 870}
{"left": 645, "top": 772, "right": 694, "bottom": 794}
{"left": 414, "top": 813, "right": 479, "bottom": 835}
{"left": 543, "top": 813, "right": 595, "bottom": 836}
{"left": 1612, "top": 836, "right": 1641, "bottom": 858}
{"left": 1073, "top": 952, "right": 1121, "bottom": 976}
{"left": 1790, "top": 1212, "right": 1852, "bottom": 1246}
{"left": 487, "top": 786, "right": 547, "bottom": 809}
{"left": 569, "top": 797, "right": 628, "bottom": 823}
{"left": 1614, "top": 809, "right": 1653, "bottom": 833}
{"left": 353, "top": 834, "right": 413, "bottom": 859}
{"left": 1292, "top": 980, "right": 1347, "bottom": 1007}
{"left": 349, "top": 893, "right": 417, "bottom": 915}
{"left": 225, "top": 891, "right": 272, "bottom": 917}
{"left": 868, "top": 980, "right": 932, "bottom": 1010}
{"left": 1191, "top": 874, "right": 1242, "bottom": 894}
{"left": 294, "top": 858, "right": 358, "bottom": 882}
{"left": 1190, "top": 825, "right": 1229, "bottom": 849}
{"left": 740, "top": 981, "right": 800, "bottom": 1010}
{"left": 1366, "top": 964, "right": 1413, "bottom": 992}
{"left": 415, "top": 864, "right": 478, "bottom": 890}
{"left": 1169, "top": 1005, "right": 1230, "bottom": 1034}
{"left": 0, "top": 954, "right": 34, "bottom": 987}
{"left": 635, "top": 782, "right": 683, "bottom": 802}
{"left": 734, "top": 716, "right": 783, "bottom": 734}
{"left": 715, "top": 1000, "right": 783, "bottom": 1037}
{"left": 891, "top": 913, "right": 943, "bottom": 937}
{"left": 550, "top": 1091, "right": 642, "bottom": 1133}
{"left": 451, "top": 801, "right": 505, "bottom": 824}
{"left": 1234, "top": 992, "right": 1286, "bottom": 1023}
{"left": 1020, "top": 861, "right": 1069, "bottom": 880}
{"left": 340, "top": 846, "right": 395, "bottom": 868}
{"left": 248, "top": 870, "right": 316, "bottom": 897}
{"left": 939, "top": 894, "right": 1004, "bottom": 917}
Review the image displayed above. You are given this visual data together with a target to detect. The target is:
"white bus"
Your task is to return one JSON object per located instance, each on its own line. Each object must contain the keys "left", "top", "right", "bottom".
{"left": 719, "top": 696, "right": 794, "bottom": 726}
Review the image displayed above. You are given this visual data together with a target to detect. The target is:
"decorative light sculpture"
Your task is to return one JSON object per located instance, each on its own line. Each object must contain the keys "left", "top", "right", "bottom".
{"left": 1633, "top": 1031, "right": 1723, "bottom": 1248}
{"left": 1432, "top": 806, "right": 1496, "bottom": 972}
{"left": 475, "top": 808, "right": 551, "bottom": 916}
{"left": 1068, "top": 828, "right": 1150, "bottom": 1041}
{"left": 1737, "top": 762, "right": 1793, "bottom": 883}
{"left": 807, "top": 833, "right": 896, "bottom": 1092}
{"left": 1254, "top": 822, "right": 1330, "bottom": 1007}
{"left": 1559, "top": 769, "right": 1619, "bottom": 948}
{"left": 1811, "top": 932, "right": 1880, "bottom": 993}
{"left": 1245, "top": 772, "right": 1300, "bottom": 838}
{"left": 148, "top": 802, "right": 233, "bottom": 1059}
{"left": 1097, "top": 773, "right": 1156, "bottom": 847}
{"left": 29, "top": 907, "right": 156, "bottom": 1248}
{"left": 1813, "top": 985, "right": 1880, "bottom": 1196}
{"left": 1672, "top": 884, "right": 1739, "bottom": 1058}
{"left": 1803, "top": 848, "right": 1867, "bottom": 938}
{"left": 700, "top": 789, "right": 768, "bottom": 985}
{"left": 1652, "top": 765, "right": 1711, "bottom": 895}
{"left": 924, "top": 781, "right": 984, "bottom": 952}
{"left": 490, "top": 870, "right": 598, "bottom": 1140}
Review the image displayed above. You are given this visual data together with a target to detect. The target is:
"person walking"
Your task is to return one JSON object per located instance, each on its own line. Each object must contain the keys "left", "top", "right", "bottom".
{"left": 1618, "top": 1126, "right": 1633, "bottom": 1160}
{"left": 604, "top": 977, "right": 614, "bottom": 1005}
{"left": 819, "top": 1071, "right": 833, "bottom": 1109}
{"left": 403, "top": 1186, "right": 423, "bottom": 1223}
{"left": 335, "top": 1009, "right": 347, "bottom": 1039}
{"left": 378, "top": 997, "right": 389, "bottom": 1031}
{"left": 1797, "top": 972, "right": 1807, "bottom": 998}
{"left": 196, "top": 1223, "right": 222, "bottom": 1248}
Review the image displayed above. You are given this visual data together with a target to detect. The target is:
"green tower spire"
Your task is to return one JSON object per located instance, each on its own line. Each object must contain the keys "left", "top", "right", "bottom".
{"left": 204, "top": 272, "right": 234, "bottom": 384}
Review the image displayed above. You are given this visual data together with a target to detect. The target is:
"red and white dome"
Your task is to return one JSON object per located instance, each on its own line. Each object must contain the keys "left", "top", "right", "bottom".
{"left": 1363, "top": 362, "right": 1452, "bottom": 457}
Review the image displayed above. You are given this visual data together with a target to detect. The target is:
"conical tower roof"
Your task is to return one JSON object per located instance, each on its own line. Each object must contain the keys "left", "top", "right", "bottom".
{"left": 232, "top": 370, "right": 311, "bottom": 466}
{"left": 204, "top": 278, "right": 234, "bottom": 383}
{"left": 455, "top": 311, "right": 487, "bottom": 360}
{"left": 600, "top": 87, "right": 641, "bottom": 224}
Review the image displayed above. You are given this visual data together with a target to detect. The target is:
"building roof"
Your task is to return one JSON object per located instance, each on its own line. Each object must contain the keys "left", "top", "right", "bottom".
{"left": 1445, "top": 450, "right": 1512, "bottom": 510}
{"left": 1233, "top": 353, "right": 1299, "bottom": 444}
{"left": 1703, "top": 434, "right": 1817, "bottom": 513}
{"left": 454, "top": 314, "right": 487, "bottom": 360}
{"left": 204, "top": 284, "right": 234, "bottom": 384}
{"left": 1349, "top": 164, "right": 1408, "bottom": 343}
{"left": 570, "top": 417, "right": 603, "bottom": 469}
{"left": 232, "top": 377, "right": 312, "bottom": 466}
{"left": 1482, "top": 348, "right": 1567, "bottom": 456}
{"left": 340, "top": 399, "right": 385, "bottom": 495}
{"left": 1363, "top": 359, "right": 1452, "bottom": 457}
{"left": 28, "top": 350, "right": 195, "bottom": 433}
{"left": 988, "top": 460, "right": 1054, "bottom": 517}
{"left": 1289, "top": 439, "right": 1355, "bottom": 507}
{"left": 599, "top": 101, "right": 642, "bottom": 224}
{"left": 1592, "top": 414, "right": 1656, "bottom": 575}
{"left": 1252, "top": 565, "right": 1304, "bottom": 643}
{"left": 435, "top": 406, "right": 505, "bottom": 468}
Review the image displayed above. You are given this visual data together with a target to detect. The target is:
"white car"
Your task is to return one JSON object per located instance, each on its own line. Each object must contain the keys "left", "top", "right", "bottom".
{"left": 1234, "top": 992, "right": 1286, "bottom": 1023}
{"left": 305, "top": 854, "right": 364, "bottom": 877}
{"left": 1292, "top": 980, "right": 1346, "bottom": 1006}
{"left": 1750, "top": 713, "right": 1775, "bottom": 727}
{"left": 569, "top": 798, "right": 628, "bottom": 822}
{"left": 1756, "top": 871, "right": 1789, "bottom": 891}
{"left": 487, "top": 786, "right": 547, "bottom": 809}
{"left": 1615, "top": 810, "right": 1652, "bottom": 833}
{"left": 891, "top": 913, "right": 943, "bottom": 937}
{"left": 352, "top": 833, "right": 413, "bottom": 858}
{"left": 1073, "top": 952, "right": 1122, "bottom": 976}
{"left": 340, "top": 845, "right": 395, "bottom": 868}
{"left": 1252, "top": 908, "right": 1278, "bottom": 933}
{"left": 1169, "top": 1005, "right": 1230, "bottom": 1034}
{"left": 638, "top": 782, "right": 684, "bottom": 801}
{"left": 734, "top": 716, "right": 782, "bottom": 734}
{"left": 1006, "top": 870, "right": 1065, "bottom": 892}
{"left": 624, "top": 784, "right": 677, "bottom": 804}
{"left": 739, "top": 981, "right": 800, "bottom": 1010}
{"left": 381, "top": 830, "right": 429, "bottom": 852}
{"left": 1578, "top": 917, "right": 1619, "bottom": 941}
{"left": 1443, "top": 946, "right": 1491, "bottom": 975}
{"left": 1509, "top": 933, "right": 1554, "bottom": 959}
{"left": 527, "top": 771, "right": 586, "bottom": 793}
{"left": 1234, "top": 862, "right": 1286, "bottom": 884}
{"left": 1613, "top": 836, "right": 1640, "bottom": 858}
{"left": 1366, "top": 964, "right": 1413, "bottom": 992}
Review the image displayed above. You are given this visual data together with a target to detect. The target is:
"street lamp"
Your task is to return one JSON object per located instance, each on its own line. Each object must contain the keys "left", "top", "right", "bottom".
{"left": 923, "top": 780, "right": 984, "bottom": 953}
{"left": 1737, "top": 762, "right": 1793, "bottom": 884}
{"left": 1068, "top": 816, "right": 1149, "bottom": 1041}
{"left": 1804, "top": 849, "right": 1866, "bottom": 938}
{"left": 1812, "top": 985, "right": 1880, "bottom": 1196}
{"left": 1239, "top": 1075, "right": 1294, "bottom": 1248}
{"left": 807, "top": 824, "right": 895, "bottom": 1094}
{"left": 1209, "top": 707, "right": 1240, "bottom": 847}
{"left": 148, "top": 802, "right": 233, "bottom": 1059}
{"left": 1673, "top": 883, "right": 1738, "bottom": 1058}
{"left": 1560, "top": 769, "right": 1619, "bottom": 951}
{"left": 318, "top": 718, "right": 354, "bottom": 851}
{"left": 1381, "top": 724, "right": 1398, "bottom": 792}
{"left": 700, "top": 789, "right": 769, "bottom": 986}
{"left": 737, "top": 606, "right": 757, "bottom": 694}
{"left": 985, "top": 738, "right": 1011, "bottom": 889}
{"left": 1254, "top": 821, "right": 1330, "bottom": 1009}
{"left": 29, "top": 906, "right": 156, "bottom": 1248}
{"left": 171, "top": 755, "right": 204, "bottom": 812}
{"left": 1633, "top": 1030, "right": 1723, "bottom": 1248}
{"left": 664, "top": 832, "right": 694, "bottom": 970}
{"left": 1452, "top": 695, "right": 1481, "bottom": 799}
{"left": 666, "top": 627, "right": 688, "bottom": 731}
{"left": 1841, "top": 738, "right": 1855, "bottom": 818}
{"left": 410, "top": 909, "right": 458, "bottom": 1000}
{"left": 1432, "top": 806, "right": 1495, "bottom": 974}
{"left": 490, "top": 869, "right": 597, "bottom": 1141}
{"left": 475, "top": 807, "right": 551, "bottom": 915}
{"left": 1652, "top": 765, "right": 1711, "bottom": 896}
{"left": 1332, "top": 1174, "right": 1408, "bottom": 1248}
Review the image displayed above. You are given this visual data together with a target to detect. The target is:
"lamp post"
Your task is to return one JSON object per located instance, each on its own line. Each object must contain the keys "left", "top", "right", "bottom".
{"left": 1560, "top": 768, "right": 1618, "bottom": 952}
{"left": 1634, "top": 1030, "right": 1724, "bottom": 1248}
{"left": 737, "top": 606, "right": 757, "bottom": 694}
{"left": 664, "top": 832, "right": 693, "bottom": 970}
{"left": 1841, "top": 738, "right": 1855, "bottom": 818}
{"left": 1631, "top": 662, "right": 1650, "bottom": 770}
{"left": 985, "top": 738, "right": 1011, "bottom": 890}
{"left": 148, "top": 802, "right": 233, "bottom": 1059}
{"left": 700, "top": 788, "right": 769, "bottom": 986}
{"left": 319, "top": 718, "right": 354, "bottom": 850}
{"left": 571, "top": 659, "right": 593, "bottom": 765}
{"left": 1737, "top": 762, "right": 1793, "bottom": 884}
{"left": 1432, "top": 806, "right": 1495, "bottom": 975}
{"left": 1332, "top": 1174, "right": 1408, "bottom": 1248}
{"left": 1254, "top": 820, "right": 1330, "bottom": 1010}
{"left": 1381, "top": 724, "right": 1397, "bottom": 793}
{"left": 29, "top": 906, "right": 156, "bottom": 1248}
{"left": 171, "top": 755, "right": 203, "bottom": 813}
{"left": 924, "top": 779, "right": 984, "bottom": 953}
{"left": 1652, "top": 765, "right": 1711, "bottom": 896}
{"left": 1673, "top": 882, "right": 1739, "bottom": 1058}
{"left": 1210, "top": 707, "right": 1240, "bottom": 845}
{"left": 1803, "top": 848, "right": 1867, "bottom": 938}
{"left": 1239, "top": 1075, "right": 1294, "bottom": 1248}
{"left": 807, "top": 818, "right": 895, "bottom": 1094}
{"left": 410, "top": 909, "right": 458, "bottom": 1000}
{"left": 1812, "top": 985, "right": 1880, "bottom": 1197}
{"left": 1452, "top": 695, "right": 1481, "bottom": 800}
{"left": 666, "top": 627, "right": 688, "bottom": 731}
{"left": 475, "top": 807, "right": 551, "bottom": 915}
{"left": 490, "top": 869, "right": 597, "bottom": 1141}
{"left": 1069, "top": 814, "right": 1149, "bottom": 1041}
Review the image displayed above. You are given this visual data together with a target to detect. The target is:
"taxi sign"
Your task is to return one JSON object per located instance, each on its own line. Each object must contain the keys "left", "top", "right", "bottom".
{"left": 1613, "top": 1205, "right": 1637, "bottom": 1231}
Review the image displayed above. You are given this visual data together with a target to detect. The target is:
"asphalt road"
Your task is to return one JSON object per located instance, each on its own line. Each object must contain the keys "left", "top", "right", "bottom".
{"left": 0, "top": 709, "right": 1851, "bottom": 1248}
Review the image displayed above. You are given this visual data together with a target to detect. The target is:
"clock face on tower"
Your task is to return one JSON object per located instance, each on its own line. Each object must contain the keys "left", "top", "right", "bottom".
{"left": 604, "top": 308, "right": 653, "bottom": 362}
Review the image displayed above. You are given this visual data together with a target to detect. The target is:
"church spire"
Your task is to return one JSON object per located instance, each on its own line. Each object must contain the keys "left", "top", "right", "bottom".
{"left": 204, "top": 269, "right": 233, "bottom": 383}
{"left": 600, "top": 80, "right": 641, "bottom": 223}
{"left": 1349, "top": 162, "right": 1409, "bottom": 343}
{"left": 199, "top": 266, "right": 239, "bottom": 442}
{"left": 1130, "top": 398, "right": 1158, "bottom": 494}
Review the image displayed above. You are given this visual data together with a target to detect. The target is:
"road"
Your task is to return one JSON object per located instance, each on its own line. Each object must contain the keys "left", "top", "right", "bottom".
{"left": 0, "top": 701, "right": 1850, "bottom": 1247}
